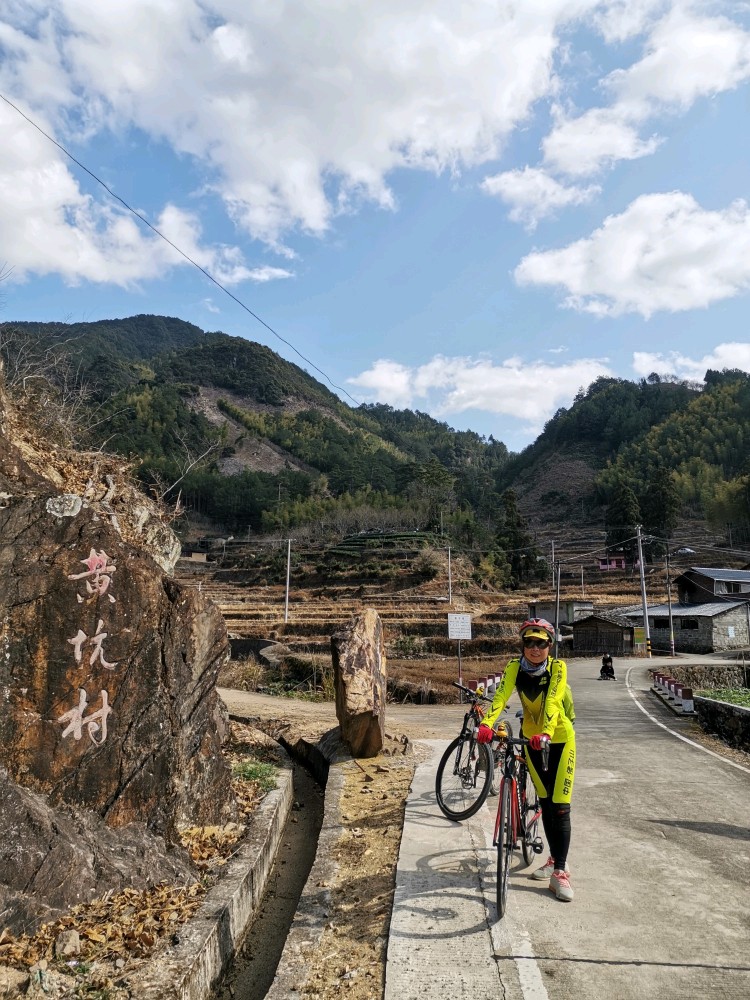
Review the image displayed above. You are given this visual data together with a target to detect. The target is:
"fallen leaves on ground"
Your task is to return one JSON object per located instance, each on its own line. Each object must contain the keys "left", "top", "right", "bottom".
{"left": 178, "top": 821, "right": 245, "bottom": 869}
{"left": 0, "top": 882, "right": 205, "bottom": 969}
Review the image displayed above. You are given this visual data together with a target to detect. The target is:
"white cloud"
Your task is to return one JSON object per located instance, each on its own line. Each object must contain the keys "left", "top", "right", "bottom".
{"left": 0, "top": 0, "right": 602, "bottom": 255}
{"left": 481, "top": 166, "right": 600, "bottom": 228}
{"left": 514, "top": 191, "right": 750, "bottom": 317}
{"left": 609, "top": 7, "right": 750, "bottom": 113}
{"left": 0, "top": 100, "right": 288, "bottom": 288}
{"left": 348, "top": 359, "right": 415, "bottom": 409}
{"left": 542, "top": 7, "right": 750, "bottom": 179}
{"left": 633, "top": 343, "right": 750, "bottom": 380}
{"left": 542, "top": 107, "right": 661, "bottom": 177}
{"left": 349, "top": 353, "right": 611, "bottom": 434}
{"left": 244, "top": 265, "right": 294, "bottom": 283}
{"left": 591, "top": 0, "right": 668, "bottom": 44}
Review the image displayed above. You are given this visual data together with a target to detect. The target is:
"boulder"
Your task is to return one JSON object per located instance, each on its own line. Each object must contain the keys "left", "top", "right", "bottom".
{"left": 331, "top": 609, "right": 386, "bottom": 757}
{"left": 0, "top": 768, "right": 194, "bottom": 936}
{"left": 0, "top": 371, "right": 236, "bottom": 929}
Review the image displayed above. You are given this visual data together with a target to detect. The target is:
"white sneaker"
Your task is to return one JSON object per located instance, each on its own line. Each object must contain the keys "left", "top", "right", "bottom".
{"left": 530, "top": 856, "right": 555, "bottom": 881}
{"left": 530, "top": 856, "right": 569, "bottom": 881}
{"left": 549, "top": 869, "right": 574, "bottom": 901}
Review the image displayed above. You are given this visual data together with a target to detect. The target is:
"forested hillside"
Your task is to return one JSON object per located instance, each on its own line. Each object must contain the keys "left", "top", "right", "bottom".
{"left": 2, "top": 314, "right": 749, "bottom": 578}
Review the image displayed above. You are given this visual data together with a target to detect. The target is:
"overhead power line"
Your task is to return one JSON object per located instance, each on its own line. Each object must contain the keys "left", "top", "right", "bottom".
{"left": 0, "top": 91, "right": 361, "bottom": 406}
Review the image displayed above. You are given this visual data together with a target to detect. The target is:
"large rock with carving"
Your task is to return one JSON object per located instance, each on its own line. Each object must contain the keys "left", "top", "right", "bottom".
{"left": 0, "top": 768, "right": 195, "bottom": 935}
{"left": 0, "top": 373, "right": 235, "bottom": 842}
{"left": 331, "top": 608, "right": 386, "bottom": 757}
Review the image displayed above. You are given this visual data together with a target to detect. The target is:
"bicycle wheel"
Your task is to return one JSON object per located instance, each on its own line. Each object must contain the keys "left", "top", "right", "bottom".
{"left": 520, "top": 765, "right": 542, "bottom": 867}
{"left": 435, "top": 735, "right": 493, "bottom": 821}
{"left": 496, "top": 777, "right": 515, "bottom": 918}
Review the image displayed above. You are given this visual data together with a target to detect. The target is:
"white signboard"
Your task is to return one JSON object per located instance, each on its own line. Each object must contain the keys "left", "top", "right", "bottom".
{"left": 448, "top": 613, "right": 472, "bottom": 640}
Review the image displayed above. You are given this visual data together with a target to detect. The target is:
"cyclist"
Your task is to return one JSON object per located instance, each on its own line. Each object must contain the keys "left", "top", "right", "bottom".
{"left": 600, "top": 652, "right": 616, "bottom": 680}
{"left": 477, "top": 617, "right": 576, "bottom": 902}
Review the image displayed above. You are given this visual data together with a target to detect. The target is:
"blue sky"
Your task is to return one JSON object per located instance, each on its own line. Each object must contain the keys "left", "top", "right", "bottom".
{"left": 2, "top": 1, "right": 750, "bottom": 452}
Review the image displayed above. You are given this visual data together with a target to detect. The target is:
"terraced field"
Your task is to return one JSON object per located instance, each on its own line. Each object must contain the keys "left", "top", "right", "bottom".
{"left": 175, "top": 519, "right": 730, "bottom": 698}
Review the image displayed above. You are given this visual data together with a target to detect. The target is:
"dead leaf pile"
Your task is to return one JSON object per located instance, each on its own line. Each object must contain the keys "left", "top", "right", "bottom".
{"left": 178, "top": 822, "right": 245, "bottom": 870}
{"left": 0, "top": 881, "right": 204, "bottom": 969}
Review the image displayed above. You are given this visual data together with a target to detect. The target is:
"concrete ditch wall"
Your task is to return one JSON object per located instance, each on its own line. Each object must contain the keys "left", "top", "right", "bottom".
{"left": 694, "top": 696, "right": 750, "bottom": 751}
{"left": 126, "top": 759, "right": 295, "bottom": 1000}
{"left": 265, "top": 731, "right": 349, "bottom": 999}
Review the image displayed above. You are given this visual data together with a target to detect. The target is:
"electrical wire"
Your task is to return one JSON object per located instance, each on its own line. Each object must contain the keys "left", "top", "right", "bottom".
{"left": 0, "top": 91, "right": 362, "bottom": 406}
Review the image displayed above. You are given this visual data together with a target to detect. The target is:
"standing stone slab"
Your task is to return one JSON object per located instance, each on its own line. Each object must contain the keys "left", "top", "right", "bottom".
{"left": 331, "top": 608, "right": 386, "bottom": 757}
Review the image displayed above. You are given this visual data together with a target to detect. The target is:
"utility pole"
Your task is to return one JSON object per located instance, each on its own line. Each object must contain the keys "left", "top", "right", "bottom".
{"left": 636, "top": 525, "right": 651, "bottom": 658}
{"left": 665, "top": 550, "right": 675, "bottom": 657}
{"left": 284, "top": 538, "right": 292, "bottom": 623}
{"left": 550, "top": 540, "right": 555, "bottom": 582}
{"left": 447, "top": 547, "right": 452, "bottom": 604}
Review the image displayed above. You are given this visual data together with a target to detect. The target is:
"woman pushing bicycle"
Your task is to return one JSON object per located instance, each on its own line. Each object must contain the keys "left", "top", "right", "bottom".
{"left": 477, "top": 617, "right": 576, "bottom": 902}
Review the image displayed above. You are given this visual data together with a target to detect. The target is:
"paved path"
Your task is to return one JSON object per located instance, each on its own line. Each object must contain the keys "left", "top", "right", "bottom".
{"left": 385, "top": 659, "right": 750, "bottom": 1000}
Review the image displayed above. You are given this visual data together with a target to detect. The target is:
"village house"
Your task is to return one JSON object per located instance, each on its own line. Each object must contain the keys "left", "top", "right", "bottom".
{"left": 673, "top": 567, "right": 750, "bottom": 605}
{"left": 621, "top": 601, "right": 750, "bottom": 654}
{"left": 529, "top": 600, "right": 593, "bottom": 626}
{"left": 571, "top": 612, "right": 636, "bottom": 657}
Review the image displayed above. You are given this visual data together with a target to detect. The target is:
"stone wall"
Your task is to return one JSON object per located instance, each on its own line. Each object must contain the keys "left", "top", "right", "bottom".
{"left": 694, "top": 697, "right": 750, "bottom": 751}
{"left": 666, "top": 663, "right": 747, "bottom": 689}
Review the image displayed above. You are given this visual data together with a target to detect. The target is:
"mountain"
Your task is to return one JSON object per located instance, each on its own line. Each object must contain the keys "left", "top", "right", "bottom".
{"left": 2, "top": 314, "right": 749, "bottom": 566}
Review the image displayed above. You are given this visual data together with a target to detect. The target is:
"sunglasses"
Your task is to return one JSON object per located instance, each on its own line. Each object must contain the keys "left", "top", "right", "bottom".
{"left": 523, "top": 638, "right": 550, "bottom": 649}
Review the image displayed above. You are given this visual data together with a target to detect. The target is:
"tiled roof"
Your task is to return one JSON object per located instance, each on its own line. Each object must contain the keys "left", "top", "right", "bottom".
{"left": 680, "top": 567, "right": 750, "bottom": 582}
{"left": 621, "top": 601, "right": 746, "bottom": 619}
{"left": 573, "top": 612, "right": 633, "bottom": 628}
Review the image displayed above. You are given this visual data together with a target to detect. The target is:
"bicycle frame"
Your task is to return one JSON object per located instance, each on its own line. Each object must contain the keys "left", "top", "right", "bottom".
{"left": 492, "top": 734, "right": 547, "bottom": 918}
{"left": 493, "top": 746, "right": 524, "bottom": 846}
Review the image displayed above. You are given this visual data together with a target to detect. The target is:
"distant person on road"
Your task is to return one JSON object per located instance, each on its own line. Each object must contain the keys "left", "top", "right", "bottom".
{"left": 477, "top": 617, "right": 576, "bottom": 902}
{"left": 600, "top": 652, "right": 616, "bottom": 680}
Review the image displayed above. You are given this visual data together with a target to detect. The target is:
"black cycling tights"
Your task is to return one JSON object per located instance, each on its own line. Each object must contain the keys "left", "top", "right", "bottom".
{"left": 540, "top": 799, "right": 571, "bottom": 871}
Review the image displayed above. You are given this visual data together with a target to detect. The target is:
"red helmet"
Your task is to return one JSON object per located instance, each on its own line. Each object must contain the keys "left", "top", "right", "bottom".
{"left": 519, "top": 617, "right": 554, "bottom": 641}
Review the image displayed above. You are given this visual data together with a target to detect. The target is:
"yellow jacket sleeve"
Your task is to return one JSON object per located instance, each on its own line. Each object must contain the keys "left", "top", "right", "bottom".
{"left": 562, "top": 683, "right": 575, "bottom": 723}
{"left": 483, "top": 659, "right": 520, "bottom": 730}
{"left": 543, "top": 658, "right": 568, "bottom": 737}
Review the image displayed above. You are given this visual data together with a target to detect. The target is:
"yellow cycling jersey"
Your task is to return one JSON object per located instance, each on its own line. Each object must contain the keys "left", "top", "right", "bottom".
{"left": 484, "top": 656, "right": 575, "bottom": 744}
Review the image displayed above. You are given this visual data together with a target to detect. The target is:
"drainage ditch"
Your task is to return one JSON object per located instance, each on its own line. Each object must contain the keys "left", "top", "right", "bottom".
{"left": 213, "top": 761, "right": 325, "bottom": 1000}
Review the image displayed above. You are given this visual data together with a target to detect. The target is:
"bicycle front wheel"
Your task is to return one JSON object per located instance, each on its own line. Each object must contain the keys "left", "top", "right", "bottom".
{"left": 435, "top": 735, "right": 493, "bottom": 821}
{"left": 496, "top": 777, "right": 515, "bottom": 918}
{"left": 520, "top": 765, "right": 541, "bottom": 866}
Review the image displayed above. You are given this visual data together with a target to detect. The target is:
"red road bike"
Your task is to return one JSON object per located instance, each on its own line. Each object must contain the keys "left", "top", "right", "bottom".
{"left": 492, "top": 732, "right": 547, "bottom": 918}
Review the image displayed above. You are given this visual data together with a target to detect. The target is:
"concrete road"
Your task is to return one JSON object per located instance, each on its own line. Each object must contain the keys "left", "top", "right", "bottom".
{"left": 385, "top": 658, "right": 750, "bottom": 1000}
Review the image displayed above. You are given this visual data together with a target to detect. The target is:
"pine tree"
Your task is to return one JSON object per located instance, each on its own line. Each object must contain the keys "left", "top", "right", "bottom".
{"left": 640, "top": 464, "right": 681, "bottom": 557}
{"left": 605, "top": 483, "right": 641, "bottom": 563}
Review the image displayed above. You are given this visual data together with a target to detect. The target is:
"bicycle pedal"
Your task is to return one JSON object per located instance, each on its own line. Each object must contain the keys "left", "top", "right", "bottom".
{"left": 532, "top": 839, "right": 544, "bottom": 854}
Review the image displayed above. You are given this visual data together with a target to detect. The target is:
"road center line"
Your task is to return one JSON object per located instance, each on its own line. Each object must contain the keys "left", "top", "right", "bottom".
{"left": 625, "top": 667, "right": 750, "bottom": 776}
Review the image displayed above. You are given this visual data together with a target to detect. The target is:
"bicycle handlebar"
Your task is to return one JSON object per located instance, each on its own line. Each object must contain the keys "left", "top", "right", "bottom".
{"left": 495, "top": 734, "right": 549, "bottom": 771}
{"left": 452, "top": 680, "right": 492, "bottom": 703}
